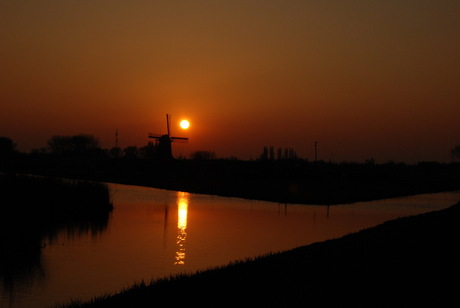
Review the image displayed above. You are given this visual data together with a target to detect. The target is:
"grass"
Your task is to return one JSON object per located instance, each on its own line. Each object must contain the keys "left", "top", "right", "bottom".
{"left": 55, "top": 201, "right": 460, "bottom": 307}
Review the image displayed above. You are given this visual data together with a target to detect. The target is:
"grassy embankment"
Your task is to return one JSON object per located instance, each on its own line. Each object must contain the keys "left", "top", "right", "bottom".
{"left": 57, "top": 201, "right": 460, "bottom": 307}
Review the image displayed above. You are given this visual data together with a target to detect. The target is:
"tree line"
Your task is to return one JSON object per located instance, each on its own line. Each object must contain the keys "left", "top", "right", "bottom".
{"left": 2, "top": 135, "right": 460, "bottom": 163}
{"left": 259, "top": 146, "right": 299, "bottom": 161}
{"left": 0, "top": 135, "right": 217, "bottom": 161}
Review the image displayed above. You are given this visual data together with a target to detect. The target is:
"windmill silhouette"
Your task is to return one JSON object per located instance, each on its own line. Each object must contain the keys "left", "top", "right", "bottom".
{"left": 149, "top": 114, "right": 188, "bottom": 160}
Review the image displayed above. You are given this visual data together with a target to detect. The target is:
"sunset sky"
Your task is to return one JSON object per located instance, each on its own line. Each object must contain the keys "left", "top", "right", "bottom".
{"left": 1, "top": 1, "right": 459, "bottom": 162}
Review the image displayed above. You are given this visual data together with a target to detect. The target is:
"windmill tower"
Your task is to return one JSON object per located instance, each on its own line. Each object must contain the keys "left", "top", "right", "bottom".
{"left": 149, "top": 114, "right": 188, "bottom": 160}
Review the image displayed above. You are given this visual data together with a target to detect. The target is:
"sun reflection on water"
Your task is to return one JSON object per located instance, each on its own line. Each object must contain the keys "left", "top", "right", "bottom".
{"left": 174, "top": 191, "right": 189, "bottom": 265}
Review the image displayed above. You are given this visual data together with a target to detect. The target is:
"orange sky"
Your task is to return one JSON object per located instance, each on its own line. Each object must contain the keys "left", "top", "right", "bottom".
{"left": 1, "top": 1, "right": 459, "bottom": 162}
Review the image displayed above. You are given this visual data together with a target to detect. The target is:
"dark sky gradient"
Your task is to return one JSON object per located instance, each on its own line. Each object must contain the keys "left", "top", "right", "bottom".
{"left": 1, "top": 1, "right": 459, "bottom": 162}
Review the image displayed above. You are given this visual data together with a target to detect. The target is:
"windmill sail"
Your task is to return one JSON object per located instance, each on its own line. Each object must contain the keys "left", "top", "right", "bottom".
{"left": 148, "top": 114, "right": 189, "bottom": 159}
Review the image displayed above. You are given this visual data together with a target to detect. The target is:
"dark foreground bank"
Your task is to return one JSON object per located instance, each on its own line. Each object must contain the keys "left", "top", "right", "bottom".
{"left": 57, "top": 201, "right": 460, "bottom": 308}
{"left": 15, "top": 158, "right": 460, "bottom": 205}
{"left": 0, "top": 174, "right": 113, "bottom": 293}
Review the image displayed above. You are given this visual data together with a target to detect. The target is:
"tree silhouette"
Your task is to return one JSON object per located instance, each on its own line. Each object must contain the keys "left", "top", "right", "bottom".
{"left": 48, "top": 134, "right": 101, "bottom": 157}
{"left": 259, "top": 146, "right": 298, "bottom": 161}
{"left": 109, "top": 147, "right": 123, "bottom": 158}
{"left": 123, "top": 146, "right": 139, "bottom": 159}
{"left": 139, "top": 142, "right": 157, "bottom": 159}
{"left": 451, "top": 145, "right": 460, "bottom": 160}
{"left": 190, "top": 150, "right": 216, "bottom": 160}
{"left": 0, "top": 137, "right": 16, "bottom": 155}
{"left": 0, "top": 137, "right": 17, "bottom": 170}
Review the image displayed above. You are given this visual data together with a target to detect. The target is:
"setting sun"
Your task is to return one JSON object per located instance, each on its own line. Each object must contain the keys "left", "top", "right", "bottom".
{"left": 180, "top": 120, "right": 190, "bottom": 129}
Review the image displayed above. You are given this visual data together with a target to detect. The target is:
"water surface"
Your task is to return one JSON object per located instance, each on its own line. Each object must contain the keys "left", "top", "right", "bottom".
{"left": 2, "top": 183, "right": 459, "bottom": 308}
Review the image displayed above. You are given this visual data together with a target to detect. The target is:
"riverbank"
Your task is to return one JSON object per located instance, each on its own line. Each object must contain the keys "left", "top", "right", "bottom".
{"left": 0, "top": 174, "right": 113, "bottom": 300}
{"left": 57, "top": 200, "right": 460, "bottom": 307}
{"left": 14, "top": 158, "right": 460, "bottom": 205}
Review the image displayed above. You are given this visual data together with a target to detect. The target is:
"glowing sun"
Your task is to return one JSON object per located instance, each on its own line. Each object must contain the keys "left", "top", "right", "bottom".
{"left": 180, "top": 120, "right": 190, "bottom": 129}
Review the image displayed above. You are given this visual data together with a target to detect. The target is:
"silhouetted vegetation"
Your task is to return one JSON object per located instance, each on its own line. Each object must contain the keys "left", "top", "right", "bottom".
{"left": 48, "top": 134, "right": 104, "bottom": 158}
{"left": 0, "top": 136, "right": 18, "bottom": 170}
{"left": 0, "top": 174, "right": 113, "bottom": 219}
{"left": 13, "top": 157, "right": 460, "bottom": 205}
{"left": 55, "top": 201, "right": 460, "bottom": 307}
{"left": 7, "top": 157, "right": 460, "bottom": 206}
{"left": 259, "top": 145, "right": 298, "bottom": 161}
{"left": 189, "top": 150, "right": 216, "bottom": 160}
{"left": 0, "top": 174, "right": 113, "bottom": 296}
{"left": 451, "top": 145, "right": 460, "bottom": 160}
{"left": 0, "top": 136, "right": 16, "bottom": 153}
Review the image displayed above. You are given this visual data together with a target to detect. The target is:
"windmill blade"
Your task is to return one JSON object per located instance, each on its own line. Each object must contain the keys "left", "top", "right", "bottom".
{"left": 148, "top": 133, "right": 162, "bottom": 139}
{"left": 171, "top": 136, "right": 189, "bottom": 143}
{"left": 166, "top": 114, "right": 171, "bottom": 136}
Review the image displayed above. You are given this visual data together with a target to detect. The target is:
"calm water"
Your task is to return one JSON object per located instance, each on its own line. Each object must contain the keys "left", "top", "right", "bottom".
{"left": 2, "top": 183, "right": 459, "bottom": 308}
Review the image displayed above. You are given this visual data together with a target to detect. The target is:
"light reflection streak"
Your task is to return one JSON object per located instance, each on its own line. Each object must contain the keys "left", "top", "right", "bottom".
{"left": 174, "top": 191, "right": 189, "bottom": 265}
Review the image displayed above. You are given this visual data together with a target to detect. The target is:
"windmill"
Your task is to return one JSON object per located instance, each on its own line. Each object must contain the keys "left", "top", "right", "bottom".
{"left": 149, "top": 114, "right": 188, "bottom": 160}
